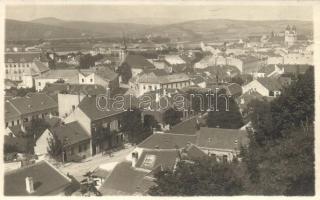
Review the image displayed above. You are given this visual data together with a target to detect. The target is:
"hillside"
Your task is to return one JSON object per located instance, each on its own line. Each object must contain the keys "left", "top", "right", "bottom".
{"left": 5, "top": 18, "right": 313, "bottom": 41}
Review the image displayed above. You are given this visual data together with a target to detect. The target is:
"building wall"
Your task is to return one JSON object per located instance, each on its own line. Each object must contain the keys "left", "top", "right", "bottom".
{"left": 132, "top": 68, "right": 143, "bottom": 77}
{"left": 58, "top": 93, "right": 85, "bottom": 119}
{"left": 267, "top": 57, "right": 284, "bottom": 65}
{"left": 242, "top": 80, "right": 269, "bottom": 96}
{"left": 79, "top": 73, "right": 95, "bottom": 85}
{"left": 34, "top": 129, "right": 53, "bottom": 157}
{"left": 200, "top": 147, "right": 239, "bottom": 162}
{"left": 35, "top": 78, "right": 59, "bottom": 91}
{"left": 65, "top": 140, "right": 91, "bottom": 161}
{"left": 21, "top": 75, "right": 34, "bottom": 88}
{"left": 64, "top": 108, "right": 91, "bottom": 135}
{"left": 5, "top": 62, "right": 33, "bottom": 81}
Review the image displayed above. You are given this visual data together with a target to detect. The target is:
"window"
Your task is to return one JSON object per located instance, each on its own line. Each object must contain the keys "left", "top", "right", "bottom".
{"left": 38, "top": 82, "right": 41, "bottom": 86}
{"left": 222, "top": 155, "right": 228, "bottom": 163}
{"left": 141, "top": 154, "right": 156, "bottom": 169}
{"left": 5, "top": 122, "right": 8, "bottom": 128}
{"left": 90, "top": 78, "right": 93, "bottom": 82}
{"left": 11, "top": 121, "right": 14, "bottom": 126}
{"left": 72, "top": 105, "right": 76, "bottom": 110}
{"left": 82, "top": 78, "right": 84, "bottom": 83}
{"left": 5, "top": 70, "right": 8, "bottom": 74}
{"left": 17, "top": 120, "right": 20, "bottom": 125}
{"left": 143, "top": 86, "right": 146, "bottom": 90}
{"left": 71, "top": 147, "right": 74, "bottom": 155}
{"left": 79, "top": 145, "right": 82, "bottom": 153}
{"left": 24, "top": 118, "right": 29, "bottom": 122}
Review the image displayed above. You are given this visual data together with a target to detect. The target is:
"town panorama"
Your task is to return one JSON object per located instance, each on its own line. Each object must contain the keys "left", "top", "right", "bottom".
{"left": 2, "top": 3, "right": 315, "bottom": 197}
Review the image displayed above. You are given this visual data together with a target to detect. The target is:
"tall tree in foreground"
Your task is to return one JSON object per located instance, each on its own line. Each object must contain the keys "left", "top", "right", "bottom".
{"left": 149, "top": 158, "right": 244, "bottom": 196}
{"left": 243, "top": 67, "right": 315, "bottom": 195}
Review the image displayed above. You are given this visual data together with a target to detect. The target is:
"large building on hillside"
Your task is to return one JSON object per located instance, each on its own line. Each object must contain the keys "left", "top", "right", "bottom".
{"left": 5, "top": 53, "right": 50, "bottom": 87}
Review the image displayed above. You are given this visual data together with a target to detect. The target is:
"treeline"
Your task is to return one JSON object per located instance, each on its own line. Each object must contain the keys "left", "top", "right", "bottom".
{"left": 149, "top": 68, "right": 314, "bottom": 196}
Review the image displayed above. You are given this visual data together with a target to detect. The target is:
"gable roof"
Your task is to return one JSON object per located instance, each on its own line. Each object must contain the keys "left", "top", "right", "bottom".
{"left": 6, "top": 93, "right": 57, "bottom": 116}
{"left": 36, "top": 69, "right": 79, "bottom": 83}
{"left": 168, "top": 117, "right": 202, "bottom": 135}
{"left": 4, "top": 160, "right": 71, "bottom": 196}
{"left": 100, "top": 162, "right": 149, "bottom": 195}
{"left": 225, "top": 83, "right": 242, "bottom": 96}
{"left": 43, "top": 83, "right": 106, "bottom": 96}
{"left": 95, "top": 67, "right": 118, "bottom": 81}
{"left": 196, "top": 127, "right": 249, "bottom": 151}
{"left": 33, "top": 60, "right": 50, "bottom": 73}
{"left": 256, "top": 77, "right": 282, "bottom": 91}
{"left": 5, "top": 101, "right": 21, "bottom": 121}
{"left": 78, "top": 96, "right": 127, "bottom": 121}
{"left": 138, "top": 133, "right": 197, "bottom": 150}
{"left": 50, "top": 121, "right": 90, "bottom": 146}
{"left": 5, "top": 52, "right": 41, "bottom": 63}
{"left": 123, "top": 55, "right": 155, "bottom": 70}
{"left": 135, "top": 150, "right": 179, "bottom": 171}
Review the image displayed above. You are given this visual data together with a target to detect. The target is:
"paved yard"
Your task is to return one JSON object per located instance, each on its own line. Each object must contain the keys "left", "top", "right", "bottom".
{"left": 58, "top": 145, "right": 135, "bottom": 181}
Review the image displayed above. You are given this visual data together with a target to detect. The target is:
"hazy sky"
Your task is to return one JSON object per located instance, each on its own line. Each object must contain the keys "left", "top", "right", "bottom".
{"left": 6, "top": 5, "right": 313, "bottom": 24}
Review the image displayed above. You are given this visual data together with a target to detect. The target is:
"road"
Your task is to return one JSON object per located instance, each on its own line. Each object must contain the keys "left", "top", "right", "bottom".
{"left": 58, "top": 145, "right": 135, "bottom": 181}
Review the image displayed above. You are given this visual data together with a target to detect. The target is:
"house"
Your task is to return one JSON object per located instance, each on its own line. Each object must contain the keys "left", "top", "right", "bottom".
{"left": 35, "top": 121, "right": 91, "bottom": 162}
{"left": 64, "top": 96, "right": 127, "bottom": 155}
{"left": 42, "top": 83, "right": 106, "bottom": 102}
{"left": 129, "top": 72, "right": 191, "bottom": 97}
{"left": 120, "top": 54, "right": 155, "bottom": 77}
{"left": 237, "top": 55, "right": 265, "bottom": 73}
{"left": 4, "top": 160, "right": 72, "bottom": 196}
{"left": 139, "top": 89, "right": 191, "bottom": 129}
{"left": 5, "top": 52, "right": 49, "bottom": 84}
{"left": 242, "top": 77, "right": 282, "bottom": 97}
{"left": 5, "top": 93, "right": 58, "bottom": 128}
{"left": 137, "top": 132, "right": 197, "bottom": 150}
{"left": 196, "top": 127, "right": 249, "bottom": 162}
{"left": 35, "top": 67, "right": 119, "bottom": 92}
{"left": 194, "top": 55, "right": 215, "bottom": 69}
{"left": 163, "top": 54, "right": 188, "bottom": 73}
{"left": 254, "top": 64, "right": 284, "bottom": 78}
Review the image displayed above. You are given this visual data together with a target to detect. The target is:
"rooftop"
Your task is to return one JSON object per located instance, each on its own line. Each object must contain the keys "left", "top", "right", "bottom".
{"left": 5, "top": 52, "right": 41, "bottom": 63}
{"left": 138, "top": 132, "right": 197, "bottom": 150}
{"left": 135, "top": 149, "right": 178, "bottom": 171}
{"left": 100, "top": 162, "right": 149, "bottom": 195}
{"left": 196, "top": 127, "right": 249, "bottom": 151}
{"left": 4, "top": 160, "right": 71, "bottom": 196}
{"left": 123, "top": 54, "right": 155, "bottom": 70}
{"left": 50, "top": 121, "right": 90, "bottom": 147}
{"left": 6, "top": 93, "right": 57, "bottom": 116}
{"left": 43, "top": 83, "right": 106, "bottom": 96}
{"left": 78, "top": 96, "right": 128, "bottom": 121}
{"left": 257, "top": 77, "right": 282, "bottom": 91}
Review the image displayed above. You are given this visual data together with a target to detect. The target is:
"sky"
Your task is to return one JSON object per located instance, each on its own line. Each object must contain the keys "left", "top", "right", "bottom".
{"left": 6, "top": 5, "right": 313, "bottom": 24}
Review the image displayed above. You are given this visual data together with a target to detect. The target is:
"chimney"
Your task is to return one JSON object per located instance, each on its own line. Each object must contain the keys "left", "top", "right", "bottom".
{"left": 131, "top": 152, "right": 138, "bottom": 168}
{"left": 25, "top": 176, "right": 34, "bottom": 194}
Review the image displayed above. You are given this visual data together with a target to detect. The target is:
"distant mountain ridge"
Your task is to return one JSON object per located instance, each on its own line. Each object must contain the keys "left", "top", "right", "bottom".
{"left": 5, "top": 17, "right": 313, "bottom": 41}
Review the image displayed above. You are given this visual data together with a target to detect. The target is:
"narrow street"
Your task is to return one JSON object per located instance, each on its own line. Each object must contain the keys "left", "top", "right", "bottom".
{"left": 58, "top": 145, "right": 135, "bottom": 181}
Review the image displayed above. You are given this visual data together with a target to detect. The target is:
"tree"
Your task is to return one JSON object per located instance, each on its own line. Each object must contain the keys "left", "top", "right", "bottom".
{"left": 117, "top": 62, "right": 132, "bottom": 83}
{"left": 47, "top": 133, "right": 63, "bottom": 161}
{"left": 163, "top": 108, "right": 183, "bottom": 127}
{"left": 143, "top": 114, "right": 161, "bottom": 131}
{"left": 149, "top": 158, "right": 244, "bottom": 196}
{"left": 80, "top": 171, "right": 102, "bottom": 196}
{"left": 120, "top": 108, "right": 144, "bottom": 144}
{"left": 26, "top": 118, "right": 50, "bottom": 140}
{"left": 207, "top": 97, "right": 243, "bottom": 129}
{"left": 241, "top": 67, "right": 315, "bottom": 195}
{"left": 231, "top": 75, "right": 244, "bottom": 86}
